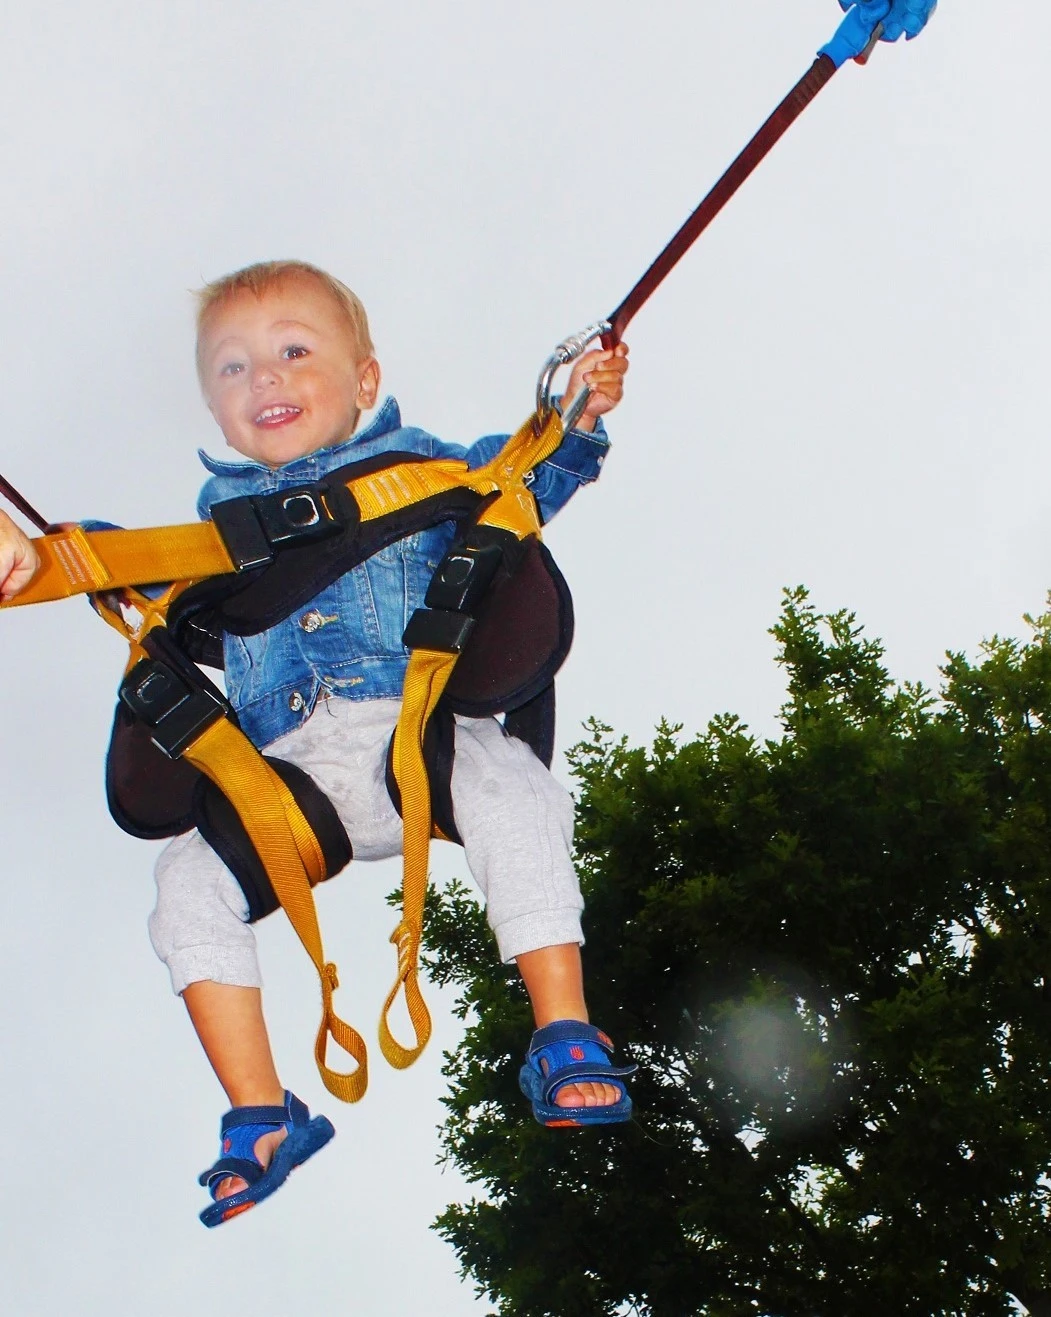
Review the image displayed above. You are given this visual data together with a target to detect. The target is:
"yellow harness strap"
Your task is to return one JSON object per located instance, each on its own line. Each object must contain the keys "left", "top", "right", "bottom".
{"left": 181, "top": 717, "right": 369, "bottom": 1102}
{"left": 379, "top": 647, "right": 458, "bottom": 1066}
{"left": 348, "top": 458, "right": 488, "bottom": 522}
{"left": 378, "top": 410, "right": 566, "bottom": 1069}
{"left": 0, "top": 460, "right": 492, "bottom": 613}
{"left": 2, "top": 523, "right": 235, "bottom": 608}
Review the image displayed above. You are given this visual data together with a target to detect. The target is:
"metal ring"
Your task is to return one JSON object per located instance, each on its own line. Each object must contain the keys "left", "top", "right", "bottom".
{"left": 535, "top": 320, "right": 612, "bottom": 426}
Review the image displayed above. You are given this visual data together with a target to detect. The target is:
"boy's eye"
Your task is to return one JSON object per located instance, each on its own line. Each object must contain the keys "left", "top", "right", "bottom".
{"left": 219, "top": 361, "right": 245, "bottom": 377}
{"left": 282, "top": 344, "right": 309, "bottom": 360}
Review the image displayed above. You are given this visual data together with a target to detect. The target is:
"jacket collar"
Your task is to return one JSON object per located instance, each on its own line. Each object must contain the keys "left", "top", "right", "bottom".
{"left": 197, "top": 396, "right": 404, "bottom": 477}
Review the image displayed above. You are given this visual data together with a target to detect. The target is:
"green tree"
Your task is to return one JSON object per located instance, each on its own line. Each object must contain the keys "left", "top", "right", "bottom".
{"left": 423, "top": 588, "right": 1051, "bottom": 1317}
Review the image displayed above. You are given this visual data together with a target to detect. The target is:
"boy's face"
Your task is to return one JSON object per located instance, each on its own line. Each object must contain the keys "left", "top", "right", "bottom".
{"left": 198, "top": 276, "right": 380, "bottom": 467}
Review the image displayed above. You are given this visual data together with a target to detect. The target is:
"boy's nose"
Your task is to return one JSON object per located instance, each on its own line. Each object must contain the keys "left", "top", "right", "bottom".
{"left": 251, "top": 362, "right": 282, "bottom": 390}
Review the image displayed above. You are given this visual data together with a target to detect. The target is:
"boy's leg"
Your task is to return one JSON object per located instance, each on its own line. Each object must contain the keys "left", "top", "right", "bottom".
{"left": 449, "top": 718, "right": 622, "bottom": 1109}
{"left": 514, "top": 942, "right": 589, "bottom": 1026}
{"left": 182, "top": 982, "right": 288, "bottom": 1196}
{"left": 181, "top": 981, "right": 285, "bottom": 1107}
{"left": 514, "top": 944, "right": 623, "bottom": 1108}
{"left": 148, "top": 702, "right": 407, "bottom": 1201}
{"left": 150, "top": 831, "right": 289, "bottom": 1198}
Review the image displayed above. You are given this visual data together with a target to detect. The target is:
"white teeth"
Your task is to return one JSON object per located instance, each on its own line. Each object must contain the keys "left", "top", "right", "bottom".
{"left": 256, "top": 405, "right": 301, "bottom": 423}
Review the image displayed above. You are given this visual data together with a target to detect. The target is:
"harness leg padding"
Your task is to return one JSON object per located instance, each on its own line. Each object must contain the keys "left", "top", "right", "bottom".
{"left": 443, "top": 535, "right": 573, "bottom": 722}
{"left": 502, "top": 683, "right": 557, "bottom": 769}
{"left": 106, "top": 701, "right": 202, "bottom": 839}
{"left": 107, "top": 626, "right": 233, "bottom": 840}
{"left": 193, "top": 756, "right": 352, "bottom": 923}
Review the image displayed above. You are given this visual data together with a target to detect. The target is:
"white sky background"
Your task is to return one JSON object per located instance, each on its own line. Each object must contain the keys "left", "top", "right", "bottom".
{"left": 0, "top": 2, "right": 1043, "bottom": 1313}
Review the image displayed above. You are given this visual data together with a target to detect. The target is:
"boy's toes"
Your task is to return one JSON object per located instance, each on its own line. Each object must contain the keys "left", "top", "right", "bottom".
{"left": 213, "top": 1128, "right": 287, "bottom": 1201}
{"left": 214, "top": 1173, "right": 248, "bottom": 1201}
{"left": 553, "top": 1080, "right": 623, "bottom": 1108}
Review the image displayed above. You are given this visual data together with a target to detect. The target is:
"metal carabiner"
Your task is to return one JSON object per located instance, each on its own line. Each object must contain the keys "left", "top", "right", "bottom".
{"left": 535, "top": 320, "right": 612, "bottom": 433}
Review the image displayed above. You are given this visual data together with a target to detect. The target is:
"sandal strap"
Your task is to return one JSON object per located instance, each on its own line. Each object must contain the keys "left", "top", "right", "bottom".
{"left": 200, "top": 1155, "right": 265, "bottom": 1190}
{"left": 527, "top": 1020, "right": 617, "bottom": 1056}
{"left": 219, "top": 1091, "right": 308, "bottom": 1134}
{"left": 525, "top": 1020, "right": 637, "bottom": 1106}
{"left": 200, "top": 1091, "right": 314, "bottom": 1199}
{"left": 537, "top": 1060, "right": 635, "bottom": 1107}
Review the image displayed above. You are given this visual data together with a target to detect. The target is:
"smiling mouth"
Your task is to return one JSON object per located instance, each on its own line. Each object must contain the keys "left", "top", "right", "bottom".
{"left": 254, "top": 404, "right": 303, "bottom": 427}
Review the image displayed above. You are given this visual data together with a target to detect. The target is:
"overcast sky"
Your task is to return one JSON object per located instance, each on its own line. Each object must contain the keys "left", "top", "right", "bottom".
{"left": 0, "top": 3, "right": 1044, "bottom": 1314}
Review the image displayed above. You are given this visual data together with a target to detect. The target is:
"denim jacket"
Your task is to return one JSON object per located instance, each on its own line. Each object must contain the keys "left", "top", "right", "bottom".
{"left": 196, "top": 396, "right": 609, "bottom": 748}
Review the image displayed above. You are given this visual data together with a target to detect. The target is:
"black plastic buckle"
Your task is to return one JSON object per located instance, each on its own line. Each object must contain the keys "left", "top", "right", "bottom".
{"left": 404, "top": 533, "right": 509, "bottom": 654}
{"left": 424, "top": 542, "right": 503, "bottom": 613}
{"left": 402, "top": 608, "right": 476, "bottom": 654}
{"left": 119, "top": 657, "right": 229, "bottom": 758}
{"left": 211, "top": 481, "right": 348, "bottom": 572}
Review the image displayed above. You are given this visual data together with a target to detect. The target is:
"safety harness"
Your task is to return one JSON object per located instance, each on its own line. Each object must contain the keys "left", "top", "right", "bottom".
{"left": 0, "top": 3, "right": 918, "bottom": 1100}
{"left": 2, "top": 406, "right": 575, "bottom": 1100}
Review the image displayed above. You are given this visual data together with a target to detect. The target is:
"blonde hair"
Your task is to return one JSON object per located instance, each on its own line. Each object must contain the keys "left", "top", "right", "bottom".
{"left": 194, "top": 260, "right": 374, "bottom": 377}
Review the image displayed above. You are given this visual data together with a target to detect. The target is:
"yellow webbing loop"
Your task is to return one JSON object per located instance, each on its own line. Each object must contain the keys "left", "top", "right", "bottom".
{"left": 380, "top": 408, "right": 565, "bottom": 1071}
{"left": 379, "top": 647, "right": 459, "bottom": 1067}
{"left": 182, "top": 717, "right": 369, "bottom": 1103}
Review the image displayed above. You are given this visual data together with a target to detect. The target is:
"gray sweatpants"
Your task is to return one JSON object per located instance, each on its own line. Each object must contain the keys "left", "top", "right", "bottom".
{"left": 148, "top": 697, "right": 584, "bottom": 994}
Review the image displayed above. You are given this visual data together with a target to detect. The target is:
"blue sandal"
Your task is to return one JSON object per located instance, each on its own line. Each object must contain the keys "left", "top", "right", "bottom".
{"left": 198, "top": 1090, "right": 335, "bottom": 1228}
{"left": 519, "top": 1020, "right": 636, "bottom": 1127}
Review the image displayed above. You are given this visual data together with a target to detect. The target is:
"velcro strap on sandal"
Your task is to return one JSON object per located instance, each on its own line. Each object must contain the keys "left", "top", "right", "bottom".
{"left": 219, "top": 1093, "right": 307, "bottom": 1132}
{"left": 200, "top": 1156, "right": 265, "bottom": 1191}
{"left": 527, "top": 1021, "right": 637, "bottom": 1105}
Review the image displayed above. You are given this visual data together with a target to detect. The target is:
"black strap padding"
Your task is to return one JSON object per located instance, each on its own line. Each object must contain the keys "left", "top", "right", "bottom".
{"left": 192, "top": 756, "right": 353, "bottom": 924}
{"left": 441, "top": 533, "right": 573, "bottom": 719}
{"left": 385, "top": 705, "right": 462, "bottom": 846}
{"left": 502, "top": 683, "right": 556, "bottom": 769}
{"left": 167, "top": 454, "right": 489, "bottom": 659}
{"left": 106, "top": 700, "right": 202, "bottom": 839}
{"left": 105, "top": 628, "right": 232, "bottom": 840}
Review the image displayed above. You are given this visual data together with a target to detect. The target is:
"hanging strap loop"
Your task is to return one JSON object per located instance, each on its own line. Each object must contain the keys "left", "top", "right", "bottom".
{"left": 183, "top": 716, "right": 369, "bottom": 1103}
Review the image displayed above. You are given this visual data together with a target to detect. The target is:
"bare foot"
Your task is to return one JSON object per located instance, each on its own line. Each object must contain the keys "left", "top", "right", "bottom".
{"left": 213, "top": 1127, "right": 287, "bottom": 1201}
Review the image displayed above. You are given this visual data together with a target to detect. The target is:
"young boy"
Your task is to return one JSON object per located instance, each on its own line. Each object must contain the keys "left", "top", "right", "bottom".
{"left": 0, "top": 260, "right": 633, "bottom": 1226}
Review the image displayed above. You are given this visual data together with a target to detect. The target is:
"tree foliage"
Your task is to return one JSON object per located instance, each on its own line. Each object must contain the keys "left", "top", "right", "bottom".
{"left": 423, "top": 588, "right": 1051, "bottom": 1317}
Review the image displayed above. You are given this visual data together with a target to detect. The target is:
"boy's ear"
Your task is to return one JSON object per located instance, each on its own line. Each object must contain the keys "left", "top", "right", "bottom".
{"left": 356, "top": 356, "right": 381, "bottom": 409}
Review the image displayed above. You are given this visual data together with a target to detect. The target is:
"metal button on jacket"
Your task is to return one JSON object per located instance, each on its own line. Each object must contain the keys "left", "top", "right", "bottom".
{"left": 288, "top": 691, "right": 306, "bottom": 712}
{"left": 299, "top": 609, "right": 327, "bottom": 633}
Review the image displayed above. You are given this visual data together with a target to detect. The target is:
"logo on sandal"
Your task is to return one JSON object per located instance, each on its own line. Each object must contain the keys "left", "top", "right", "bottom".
{"left": 570, "top": 1046, "right": 585, "bottom": 1061}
